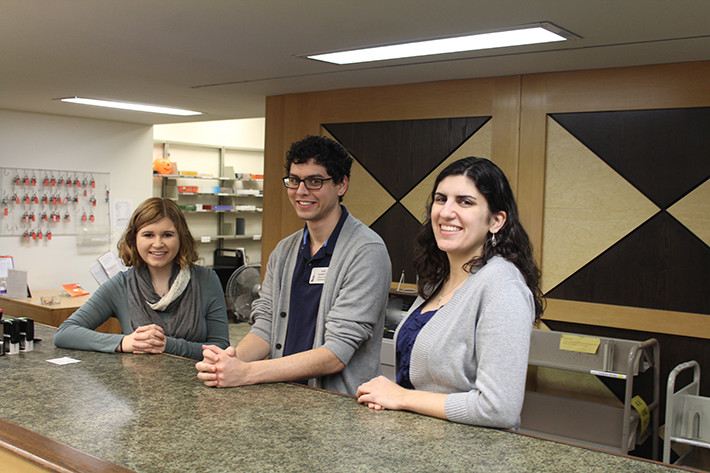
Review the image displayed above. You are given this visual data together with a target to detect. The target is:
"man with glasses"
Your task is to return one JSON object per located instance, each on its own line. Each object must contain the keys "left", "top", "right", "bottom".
{"left": 196, "top": 135, "right": 391, "bottom": 395}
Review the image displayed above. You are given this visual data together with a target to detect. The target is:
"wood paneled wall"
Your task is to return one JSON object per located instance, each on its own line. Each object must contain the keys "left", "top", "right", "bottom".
{"left": 518, "top": 61, "right": 710, "bottom": 339}
{"left": 263, "top": 61, "right": 710, "bottom": 339}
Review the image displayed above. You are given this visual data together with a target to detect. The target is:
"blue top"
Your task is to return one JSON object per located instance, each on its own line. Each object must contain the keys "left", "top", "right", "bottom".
{"left": 396, "top": 304, "right": 438, "bottom": 389}
{"left": 283, "top": 206, "right": 349, "bottom": 359}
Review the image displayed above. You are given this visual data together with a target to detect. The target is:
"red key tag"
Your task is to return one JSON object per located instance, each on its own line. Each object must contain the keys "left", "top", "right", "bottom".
{"left": 90, "top": 214, "right": 95, "bottom": 223}
{"left": 38, "top": 231, "right": 43, "bottom": 240}
{"left": 3, "top": 208, "right": 7, "bottom": 216}
{"left": 47, "top": 231, "right": 52, "bottom": 240}
{"left": 81, "top": 213, "right": 87, "bottom": 222}
{"left": 91, "top": 178, "right": 96, "bottom": 188}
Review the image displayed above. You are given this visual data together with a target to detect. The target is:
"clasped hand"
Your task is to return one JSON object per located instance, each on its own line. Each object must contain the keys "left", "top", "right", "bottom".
{"left": 121, "top": 324, "right": 166, "bottom": 354}
{"left": 195, "top": 345, "right": 252, "bottom": 388}
{"left": 356, "top": 375, "right": 408, "bottom": 411}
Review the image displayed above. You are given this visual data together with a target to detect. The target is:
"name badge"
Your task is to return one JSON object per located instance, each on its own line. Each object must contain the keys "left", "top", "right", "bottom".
{"left": 309, "top": 267, "right": 328, "bottom": 284}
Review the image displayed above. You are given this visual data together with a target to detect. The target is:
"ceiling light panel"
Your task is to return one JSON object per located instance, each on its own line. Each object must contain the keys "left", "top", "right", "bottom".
{"left": 307, "top": 24, "right": 573, "bottom": 65}
{"left": 59, "top": 97, "right": 202, "bottom": 116}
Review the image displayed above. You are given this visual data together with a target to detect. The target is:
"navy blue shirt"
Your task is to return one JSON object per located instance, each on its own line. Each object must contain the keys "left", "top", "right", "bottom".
{"left": 283, "top": 206, "right": 349, "bottom": 359}
{"left": 396, "top": 304, "right": 438, "bottom": 389}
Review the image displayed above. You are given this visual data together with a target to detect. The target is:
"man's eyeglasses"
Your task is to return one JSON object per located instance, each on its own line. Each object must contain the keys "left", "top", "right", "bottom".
{"left": 282, "top": 176, "right": 333, "bottom": 190}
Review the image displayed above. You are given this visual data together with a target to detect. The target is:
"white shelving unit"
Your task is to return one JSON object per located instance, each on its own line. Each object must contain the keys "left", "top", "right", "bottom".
{"left": 153, "top": 141, "right": 263, "bottom": 267}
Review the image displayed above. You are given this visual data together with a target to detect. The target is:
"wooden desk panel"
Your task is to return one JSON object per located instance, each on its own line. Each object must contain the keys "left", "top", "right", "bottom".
{"left": 0, "top": 290, "right": 121, "bottom": 333}
{"left": 0, "top": 418, "right": 133, "bottom": 473}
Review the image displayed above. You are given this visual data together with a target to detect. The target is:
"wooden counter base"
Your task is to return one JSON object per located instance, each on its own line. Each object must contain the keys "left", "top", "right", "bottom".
{"left": 0, "top": 290, "right": 121, "bottom": 333}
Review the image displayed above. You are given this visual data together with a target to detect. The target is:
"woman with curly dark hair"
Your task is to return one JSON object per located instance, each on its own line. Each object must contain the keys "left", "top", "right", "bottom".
{"left": 357, "top": 157, "right": 543, "bottom": 429}
{"left": 55, "top": 197, "right": 229, "bottom": 360}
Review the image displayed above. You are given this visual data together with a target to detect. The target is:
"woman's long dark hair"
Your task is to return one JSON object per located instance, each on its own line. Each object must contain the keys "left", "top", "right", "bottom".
{"left": 413, "top": 157, "right": 544, "bottom": 319}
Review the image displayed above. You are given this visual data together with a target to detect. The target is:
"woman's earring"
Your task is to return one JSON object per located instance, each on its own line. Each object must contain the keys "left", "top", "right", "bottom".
{"left": 491, "top": 233, "right": 497, "bottom": 247}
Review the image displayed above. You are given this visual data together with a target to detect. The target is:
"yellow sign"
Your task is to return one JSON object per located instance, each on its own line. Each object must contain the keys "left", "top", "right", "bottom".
{"left": 631, "top": 395, "right": 650, "bottom": 436}
{"left": 559, "top": 334, "right": 601, "bottom": 354}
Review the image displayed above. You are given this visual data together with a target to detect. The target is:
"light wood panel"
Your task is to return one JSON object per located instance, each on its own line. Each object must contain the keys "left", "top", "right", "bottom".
{"left": 668, "top": 178, "right": 710, "bottom": 246}
{"left": 544, "top": 298, "right": 710, "bottom": 340}
{"left": 541, "top": 119, "right": 659, "bottom": 292}
{"left": 519, "top": 60, "right": 710, "bottom": 335}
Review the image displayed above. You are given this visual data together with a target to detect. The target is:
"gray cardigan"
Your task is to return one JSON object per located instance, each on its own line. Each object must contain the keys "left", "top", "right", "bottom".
{"left": 396, "top": 256, "right": 534, "bottom": 429}
{"left": 250, "top": 213, "right": 391, "bottom": 395}
{"left": 54, "top": 266, "right": 230, "bottom": 360}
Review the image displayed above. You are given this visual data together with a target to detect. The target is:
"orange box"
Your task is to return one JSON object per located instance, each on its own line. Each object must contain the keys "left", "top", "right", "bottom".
{"left": 178, "top": 186, "right": 198, "bottom": 193}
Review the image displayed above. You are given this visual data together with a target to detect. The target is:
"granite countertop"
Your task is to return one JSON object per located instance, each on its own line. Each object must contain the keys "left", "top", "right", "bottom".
{"left": 0, "top": 324, "right": 690, "bottom": 473}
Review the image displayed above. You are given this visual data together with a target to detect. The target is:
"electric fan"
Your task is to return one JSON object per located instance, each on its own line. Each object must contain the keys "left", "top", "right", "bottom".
{"left": 225, "top": 264, "right": 261, "bottom": 322}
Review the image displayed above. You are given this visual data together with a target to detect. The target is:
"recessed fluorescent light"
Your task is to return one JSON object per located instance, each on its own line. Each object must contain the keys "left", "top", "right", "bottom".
{"left": 59, "top": 97, "right": 202, "bottom": 116}
{"left": 307, "top": 23, "right": 572, "bottom": 65}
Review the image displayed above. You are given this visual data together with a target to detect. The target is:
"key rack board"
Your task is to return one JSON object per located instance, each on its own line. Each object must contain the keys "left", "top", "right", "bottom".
{"left": 0, "top": 166, "right": 110, "bottom": 242}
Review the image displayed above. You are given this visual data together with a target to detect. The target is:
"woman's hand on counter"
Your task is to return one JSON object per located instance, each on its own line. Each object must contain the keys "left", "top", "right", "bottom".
{"left": 356, "top": 376, "right": 449, "bottom": 421}
{"left": 121, "top": 324, "right": 166, "bottom": 354}
{"left": 356, "top": 375, "right": 407, "bottom": 410}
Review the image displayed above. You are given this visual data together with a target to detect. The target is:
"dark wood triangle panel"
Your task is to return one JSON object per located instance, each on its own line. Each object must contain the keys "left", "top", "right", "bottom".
{"left": 324, "top": 117, "right": 490, "bottom": 200}
{"left": 369, "top": 202, "right": 423, "bottom": 285}
{"left": 551, "top": 107, "right": 710, "bottom": 209}
{"left": 547, "top": 212, "right": 710, "bottom": 315}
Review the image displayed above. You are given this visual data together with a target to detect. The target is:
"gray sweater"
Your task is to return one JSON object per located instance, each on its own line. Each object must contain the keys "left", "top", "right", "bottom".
{"left": 250, "top": 213, "right": 391, "bottom": 395}
{"left": 396, "top": 256, "right": 534, "bottom": 429}
{"left": 54, "top": 266, "right": 230, "bottom": 360}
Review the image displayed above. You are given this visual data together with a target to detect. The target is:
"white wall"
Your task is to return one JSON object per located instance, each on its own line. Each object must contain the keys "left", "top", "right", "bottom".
{"left": 0, "top": 110, "right": 153, "bottom": 293}
{"left": 153, "top": 118, "right": 265, "bottom": 150}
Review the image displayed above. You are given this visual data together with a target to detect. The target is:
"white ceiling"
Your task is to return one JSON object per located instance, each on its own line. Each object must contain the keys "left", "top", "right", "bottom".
{"left": 2, "top": 0, "right": 709, "bottom": 125}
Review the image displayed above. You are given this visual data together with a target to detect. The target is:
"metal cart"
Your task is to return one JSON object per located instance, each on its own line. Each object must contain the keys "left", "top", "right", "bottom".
{"left": 520, "top": 329, "right": 660, "bottom": 459}
{"left": 664, "top": 360, "right": 710, "bottom": 467}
